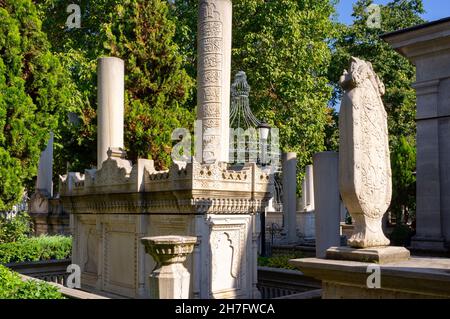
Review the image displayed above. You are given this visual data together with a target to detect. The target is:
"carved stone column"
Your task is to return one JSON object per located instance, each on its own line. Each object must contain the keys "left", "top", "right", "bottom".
{"left": 141, "top": 236, "right": 197, "bottom": 299}
{"left": 197, "top": 0, "right": 232, "bottom": 163}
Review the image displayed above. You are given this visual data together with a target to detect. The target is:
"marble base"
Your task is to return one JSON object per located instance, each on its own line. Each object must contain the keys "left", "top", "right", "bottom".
{"left": 326, "top": 246, "right": 410, "bottom": 264}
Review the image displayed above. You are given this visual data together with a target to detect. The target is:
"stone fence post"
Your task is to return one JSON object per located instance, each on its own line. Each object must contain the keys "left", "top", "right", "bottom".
{"left": 313, "top": 152, "right": 340, "bottom": 258}
{"left": 141, "top": 236, "right": 197, "bottom": 299}
{"left": 282, "top": 152, "right": 297, "bottom": 243}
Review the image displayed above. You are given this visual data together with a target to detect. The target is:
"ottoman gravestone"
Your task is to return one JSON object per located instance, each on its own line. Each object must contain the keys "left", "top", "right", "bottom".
{"left": 327, "top": 57, "right": 410, "bottom": 263}
{"left": 339, "top": 57, "right": 392, "bottom": 249}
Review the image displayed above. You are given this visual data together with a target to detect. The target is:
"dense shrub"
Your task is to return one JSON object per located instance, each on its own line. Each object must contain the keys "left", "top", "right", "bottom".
{"left": 0, "top": 264, "right": 64, "bottom": 299}
{"left": 0, "top": 235, "right": 72, "bottom": 264}
{"left": 0, "top": 0, "right": 79, "bottom": 210}
{"left": 0, "top": 213, "right": 33, "bottom": 244}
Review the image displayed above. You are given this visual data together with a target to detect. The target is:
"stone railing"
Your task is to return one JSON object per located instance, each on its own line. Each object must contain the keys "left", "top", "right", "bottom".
{"left": 5, "top": 259, "right": 71, "bottom": 285}
{"left": 257, "top": 266, "right": 321, "bottom": 299}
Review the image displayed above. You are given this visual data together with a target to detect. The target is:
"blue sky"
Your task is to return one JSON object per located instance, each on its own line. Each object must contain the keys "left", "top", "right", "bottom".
{"left": 336, "top": 0, "right": 450, "bottom": 25}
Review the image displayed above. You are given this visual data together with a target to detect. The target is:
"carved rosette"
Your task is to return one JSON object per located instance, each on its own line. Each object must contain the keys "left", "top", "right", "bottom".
{"left": 339, "top": 57, "right": 391, "bottom": 248}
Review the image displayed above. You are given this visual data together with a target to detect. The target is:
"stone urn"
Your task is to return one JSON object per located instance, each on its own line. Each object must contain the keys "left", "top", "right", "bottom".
{"left": 141, "top": 236, "right": 197, "bottom": 299}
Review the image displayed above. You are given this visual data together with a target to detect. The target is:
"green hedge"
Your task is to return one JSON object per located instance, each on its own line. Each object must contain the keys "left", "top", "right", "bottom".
{"left": 0, "top": 265, "right": 64, "bottom": 299}
{"left": 0, "top": 235, "right": 72, "bottom": 264}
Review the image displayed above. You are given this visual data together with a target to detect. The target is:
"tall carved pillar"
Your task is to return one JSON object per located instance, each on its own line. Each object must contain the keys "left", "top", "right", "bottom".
{"left": 197, "top": 0, "right": 232, "bottom": 163}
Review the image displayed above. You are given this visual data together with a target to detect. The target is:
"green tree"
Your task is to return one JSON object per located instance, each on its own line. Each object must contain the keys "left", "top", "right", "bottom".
{"left": 36, "top": 0, "right": 123, "bottom": 173}
{"left": 173, "top": 0, "right": 337, "bottom": 188}
{"left": 0, "top": 0, "right": 77, "bottom": 209}
{"left": 38, "top": 0, "right": 195, "bottom": 170}
{"left": 329, "top": 0, "right": 424, "bottom": 141}
{"left": 102, "top": 0, "right": 195, "bottom": 167}
{"left": 390, "top": 136, "right": 416, "bottom": 225}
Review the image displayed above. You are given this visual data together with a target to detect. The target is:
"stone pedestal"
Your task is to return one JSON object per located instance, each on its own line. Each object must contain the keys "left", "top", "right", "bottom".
{"left": 282, "top": 152, "right": 297, "bottom": 243}
{"left": 141, "top": 236, "right": 196, "bottom": 299}
{"left": 300, "top": 165, "right": 314, "bottom": 211}
{"left": 289, "top": 257, "right": 450, "bottom": 299}
{"left": 29, "top": 132, "right": 70, "bottom": 235}
{"left": 313, "top": 152, "right": 340, "bottom": 258}
{"left": 298, "top": 211, "right": 315, "bottom": 239}
{"left": 97, "top": 57, "right": 124, "bottom": 169}
{"left": 29, "top": 198, "right": 70, "bottom": 236}
{"left": 326, "top": 246, "right": 410, "bottom": 264}
{"left": 383, "top": 19, "right": 450, "bottom": 252}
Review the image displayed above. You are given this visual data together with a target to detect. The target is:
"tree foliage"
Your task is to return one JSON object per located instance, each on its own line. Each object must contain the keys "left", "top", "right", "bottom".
{"left": 0, "top": 0, "right": 77, "bottom": 209}
{"left": 103, "top": 0, "right": 195, "bottom": 167}
{"left": 390, "top": 136, "right": 416, "bottom": 224}
{"left": 38, "top": 0, "right": 195, "bottom": 170}
{"left": 329, "top": 0, "right": 424, "bottom": 141}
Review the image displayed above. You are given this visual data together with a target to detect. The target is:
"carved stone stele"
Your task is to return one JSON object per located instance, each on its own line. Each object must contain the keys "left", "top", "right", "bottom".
{"left": 339, "top": 57, "right": 391, "bottom": 248}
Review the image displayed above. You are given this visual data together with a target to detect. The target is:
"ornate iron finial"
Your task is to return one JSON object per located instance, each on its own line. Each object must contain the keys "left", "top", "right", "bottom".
{"left": 230, "top": 71, "right": 259, "bottom": 129}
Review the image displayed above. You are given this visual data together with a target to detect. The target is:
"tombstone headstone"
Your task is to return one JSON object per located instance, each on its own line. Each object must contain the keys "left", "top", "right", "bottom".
{"left": 298, "top": 165, "right": 315, "bottom": 239}
{"left": 339, "top": 57, "right": 391, "bottom": 249}
{"left": 282, "top": 152, "right": 297, "bottom": 243}
{"left": 313, "top": 152, "right": 340, "bottom": 258}
{"left": 36, "top": 132, "right": 54, "bottom": 197}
